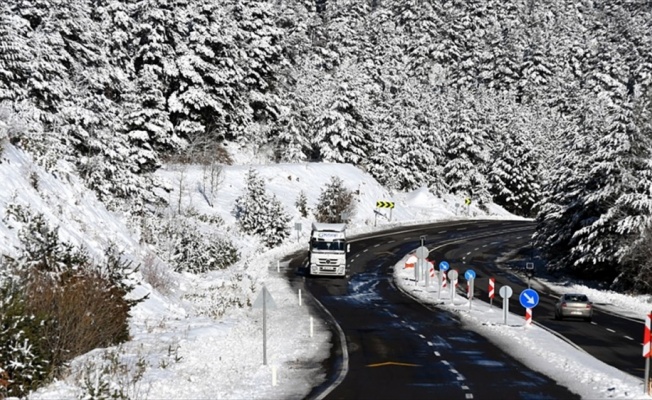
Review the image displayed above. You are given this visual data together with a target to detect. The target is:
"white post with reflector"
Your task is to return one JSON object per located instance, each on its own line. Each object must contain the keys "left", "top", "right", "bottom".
{"left": 644, "top": 312, "right": 651, "bottom": 395}
{"left": 489, "top": 278, "right": 495, "bottom": 309}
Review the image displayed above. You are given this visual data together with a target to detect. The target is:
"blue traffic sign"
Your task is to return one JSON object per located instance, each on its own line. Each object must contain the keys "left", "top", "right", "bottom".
{"left": 439, "top": 261, "right": 450, "bottom": 271}
{"left": 464, "top": 269, "right": 476, "bottom": 280}
{"left": 519, "top": 289, "right": 540, "bottom": 308}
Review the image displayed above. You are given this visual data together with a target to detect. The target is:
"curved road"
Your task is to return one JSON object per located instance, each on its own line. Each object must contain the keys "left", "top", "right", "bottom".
{"left": 284, "top": 220, "right": 644, "bottom": 399}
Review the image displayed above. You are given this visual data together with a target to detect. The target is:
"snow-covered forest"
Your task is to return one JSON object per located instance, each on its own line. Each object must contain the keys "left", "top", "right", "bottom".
{"left": 1, "top": 0, "right": 652, "bottom": 394}
{"left": 3, "top": 0, "right": 652, "bottom": 289}
{"left": 2, "top": 0, "right": 652, "bottom": 293}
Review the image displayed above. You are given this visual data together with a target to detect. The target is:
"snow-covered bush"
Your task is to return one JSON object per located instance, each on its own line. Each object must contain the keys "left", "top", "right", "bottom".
{"left": 0, "top": 204, "right": 138, "bottom": 396}
{"left": 233, "top": 168, "right": 290, "bottom": 247}
{"left": 157, "top": 216, "right": 240, "bottom": 274}
{"left": 314, "top": 176, "right": 355, "bottom": 223}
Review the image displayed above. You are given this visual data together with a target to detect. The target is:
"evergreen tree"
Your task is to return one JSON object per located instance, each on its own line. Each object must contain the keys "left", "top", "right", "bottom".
{"left": 312, "top": 81, "right": 370, "bottom": 165}
{"left": 489, "top": 128, "right": 540, "bottom": 217}
{"left": 442, "top": 94, "right": 491, "bottom": 206}
{"left": 233, "top": 168, "right": 290, "bottom": 247}
{"left": 314, "top": 176, "right": 355, "bottom": 223}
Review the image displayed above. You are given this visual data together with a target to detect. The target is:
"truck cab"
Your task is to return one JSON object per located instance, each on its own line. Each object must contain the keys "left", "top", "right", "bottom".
{"left": 309, "top": 222, "right": 349, "bottom": 277}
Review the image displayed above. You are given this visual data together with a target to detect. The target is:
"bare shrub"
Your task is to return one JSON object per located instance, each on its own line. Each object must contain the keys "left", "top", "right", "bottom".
{"left": 24, "top": 269, "right": 130, "bottom": 370}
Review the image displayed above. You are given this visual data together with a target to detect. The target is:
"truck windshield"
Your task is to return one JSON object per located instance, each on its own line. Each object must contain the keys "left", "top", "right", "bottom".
{"left": 312, "top": 240, "right": 345, "bottom": 251}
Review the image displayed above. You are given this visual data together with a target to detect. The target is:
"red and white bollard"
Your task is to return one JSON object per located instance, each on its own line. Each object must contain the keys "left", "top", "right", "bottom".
{"left": 489, "top": 278, "right": 495, "bottom": 308}
{"left": 525, "top": 308, "right": 533, "bottom": 327}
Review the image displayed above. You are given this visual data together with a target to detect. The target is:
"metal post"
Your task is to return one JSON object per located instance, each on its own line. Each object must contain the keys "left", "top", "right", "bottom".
{"left": 263, "top": 288, "right": 267, "bottom": 365}
{"left": 646, "top": 357, "right": 650, "bottom": 395}
{"left": 437, "top": 272, "right": 442, "bottom": 300}
{"left": 503, "top": 296, "right": 509, "bottom": 325}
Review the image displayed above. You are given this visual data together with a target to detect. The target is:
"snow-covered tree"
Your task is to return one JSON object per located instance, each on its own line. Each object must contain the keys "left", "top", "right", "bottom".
{"left": 442, "top": 94, "right": 491, "bottom": 206}
{"left": 233, "top": 168, "right": 290, "bottom": 247}
{"left": 489, "top": 128, "right": 540, "bottom": 217}
{"left": 312, "top": 81, "right": 370, "bottom": 165}
{"left": 314, "top": 176, "right": 355, "bottom": 223}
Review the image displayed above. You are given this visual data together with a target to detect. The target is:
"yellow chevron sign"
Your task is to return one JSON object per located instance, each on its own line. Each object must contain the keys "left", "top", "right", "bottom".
{"left": 376, "top": 201, "right": 395, "bottom": 209}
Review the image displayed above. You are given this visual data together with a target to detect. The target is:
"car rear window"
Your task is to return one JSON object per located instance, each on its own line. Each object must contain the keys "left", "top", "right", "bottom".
{"left": 567, "top": 295, "right": 588, "bottom": 302}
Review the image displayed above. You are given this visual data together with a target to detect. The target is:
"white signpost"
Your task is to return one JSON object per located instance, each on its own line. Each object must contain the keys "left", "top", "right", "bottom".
{"left": 294, "top": 222, "right": 302, "bottom": 242}
{"left": 448, "top": 269, "right": 459, "bottom": 304}
{"left": 499, "top": 285, "right": 513, "bottom": 325}
{"left": 415, "top": 246, "right": 429, "bottom": 285}
{"left": 253, "top": 286, "right": 277, "bottom": 365}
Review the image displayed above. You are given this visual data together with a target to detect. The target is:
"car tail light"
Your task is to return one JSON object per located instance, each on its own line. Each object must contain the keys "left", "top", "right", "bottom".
{"left": 561, "top": 302, "right": 567, "bottom": 308}
{"left": 585, "top": 304, "right": 592, "bottom": 309}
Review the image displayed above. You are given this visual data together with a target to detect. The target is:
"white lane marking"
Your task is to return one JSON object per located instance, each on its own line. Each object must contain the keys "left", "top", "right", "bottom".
{"left": 419, "top": 334, "right": 426, "bottom": 339}
{"left": 363, "top": 248, "right": 369, "bottom": 252}
{"left": 625, "top": 336, "right": 635, "bottom": 341}
{"left": 457, "top": 227, "right": 467, "bottom": 231}
{"left": 462, "top": 386, "right": 469, "bottom": 390}
{"left": 427, "top": 341, "right": 434, "bottom": 347}
{"left": 466, "top": 394, "right": 474, "bottom": 399}
{"left": 482, "top": 244, "right": 488, "bottom": 248}
{"left": 457, "top": 375, "right": 466, "bottom": 381}
{"left": 434, "top": 351, "right": 441, "bottom": 357}
{"left": 388, "top": 240, "right": 396, "bottom": 244}
{"left": 403, "top": 237, "right": 411, "bottom": 241}
{"left": 606, "top": 328, "right": 616, "bottom": 333}
{"left": 438, "top": 230, "right": 447, "bottom": 234}
{"left": 409, "top": 326, "right": 416, "bottom": 331}
{"left": 466, "top": 251, "right": 471, "bottom": 255}
{"left": 474, "top": 247, "right": 479, "bottom": 251}
{"left": 490, "top": 241, "right": 500, "bottom": 245}
{"left": 450, "top": 368, "right": 458, "bottom": 374}
{"left": 373, "top": 244, "right": 380, "bottom": 248}
{"left": 441, "top": 360, "right": 450, "bottom": 366}
{"left": 516, "top": 236, "right": 522, "bottom": 239}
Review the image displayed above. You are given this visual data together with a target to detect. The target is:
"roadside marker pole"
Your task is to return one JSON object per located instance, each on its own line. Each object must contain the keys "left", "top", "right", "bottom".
{"left": 489, "top": 278, "right": 495, "bottom": 309}
{"left": 644, "top": 312, "right": 651, "bottom": 395}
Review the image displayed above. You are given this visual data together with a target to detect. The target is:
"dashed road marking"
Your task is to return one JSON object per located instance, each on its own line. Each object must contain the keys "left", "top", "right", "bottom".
{"left": 625, "top": 336, "right": 634, "bottom": 341}
{"left": 434, "top": 351, "right": 441, "bottom": 357}
{"left": 373, "top": 244, "right": 380, "bottom": 248}
{"left": 438, "top": 230, "right": 447, "bottom": 234}
{"left": 388, "top": 240, "right": 396, "bottom": 244}
{"left": 457, "top": 227, "right": 467, "bottom": 231}
{"left": 441, "top": 360, "right": 450, "bottom": 366}
{"left": 606, "top": 328, "right": 616, "bottom": 333}
{"left": 419, "top": 334, "right": 426, "bottom": 339}
{"left": 363, "top": 249, "right": 369, "bottom": 252}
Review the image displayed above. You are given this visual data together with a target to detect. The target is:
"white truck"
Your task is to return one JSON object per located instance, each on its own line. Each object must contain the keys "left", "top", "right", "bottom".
{"left": 308, "top": 222, "right": 349, "bottom": 277}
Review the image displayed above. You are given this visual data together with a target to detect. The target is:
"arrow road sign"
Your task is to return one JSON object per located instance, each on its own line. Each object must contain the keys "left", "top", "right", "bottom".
{"left": 519, "top": 288, "right": 540, "bottom": 308}
{"left": 376, "top": 201, "right": 395, "bottom": 208}
{"left": 439, "top": 261, "right": 450, "bottom": 271}
{"left": 464, "top": 269, "right": 476, "bottom": 280}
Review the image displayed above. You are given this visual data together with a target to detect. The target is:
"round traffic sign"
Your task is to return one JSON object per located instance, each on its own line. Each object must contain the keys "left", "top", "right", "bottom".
{"left": 415, "top": 246, "right": 429, "bottom": 259}
{"left": 447, "top": 269, "right": 459, "bottom": 281}
{"left": 439, "top": 261, "right": 450, "bottom": 271}
{"left": 519, "top": 289, "right": 540, "bottom": 308}
{"left": 464, "top": 269, "right": 476, "bottom": 280}
{"left": 499, "top": 285, "right": 513, "bottom": 299}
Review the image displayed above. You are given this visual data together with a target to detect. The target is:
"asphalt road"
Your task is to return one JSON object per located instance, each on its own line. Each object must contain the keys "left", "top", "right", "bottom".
{"left": 291, "top": 220, "right": 596, "bottom": 399}
{"left": 440, "top": 226, "right": 646, "bottom": 378}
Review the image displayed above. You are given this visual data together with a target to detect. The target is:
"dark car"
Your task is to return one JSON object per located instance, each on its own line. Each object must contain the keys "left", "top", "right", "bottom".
{"left": 554, "top": 293, "right": 593, "bottom": 322}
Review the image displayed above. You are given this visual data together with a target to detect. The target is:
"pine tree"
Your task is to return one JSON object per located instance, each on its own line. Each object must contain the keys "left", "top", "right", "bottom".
{"left": 312, "top": 81, "right": 370, "bottom": 165}
{"left": 233, "top": 168, "right": 290, "bottom": 247}
{"left": 442, "top": 94, "right": 491, "bottom": 206}
{"left": 489, "top": 129, "right": 540, "bottom": 217}
{"left": 295, "top": 190, "right": 309, "bottom": 218}
{"left": 314, "top": 176, "right": 355, "bottom": 223}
